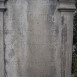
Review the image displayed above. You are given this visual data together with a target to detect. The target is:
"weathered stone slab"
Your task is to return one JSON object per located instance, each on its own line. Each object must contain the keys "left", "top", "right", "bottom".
{"left": 3, "top": 0, "right": 75, "bottom": 77}
{"left": 4, "top": 0, "right": 58, "bottom": 77}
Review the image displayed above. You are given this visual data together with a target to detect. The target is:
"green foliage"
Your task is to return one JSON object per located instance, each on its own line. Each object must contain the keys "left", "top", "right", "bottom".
{"left": 72, "top": 2, "right": 77, "bottom": 77}
{"left": 72, "top": 54, "right": 77, "bottom": 76}
{"left": 73, "top": 10, "right": 77, "bottom": 54}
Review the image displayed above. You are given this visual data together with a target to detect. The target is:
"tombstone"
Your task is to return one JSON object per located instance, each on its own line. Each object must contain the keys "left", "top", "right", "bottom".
{"left": 0, "top": 0, "right": 76, "bottom": 77}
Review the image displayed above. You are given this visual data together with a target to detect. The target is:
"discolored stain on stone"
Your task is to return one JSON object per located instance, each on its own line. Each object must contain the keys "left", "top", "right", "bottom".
{"left": 61, "top": 16, "right": 64, "bottom": 25}
{"left": 61, "top": 24, "right": 67, "bottom": 43}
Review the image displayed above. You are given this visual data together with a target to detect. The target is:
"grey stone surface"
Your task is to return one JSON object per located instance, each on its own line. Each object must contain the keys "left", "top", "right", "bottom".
{"left": 0, "top": 0, "right": 75, "bottom": 77}
{"left": 58, "top": 0, "right": 76, "bottom": 2}
{"left": 60, "top": 12, "right": 73, "bottom": 77}
{"left": 0, "top": 0, "right": 6, "bottom": 77}
{"left": 0, "top": 12, "right": 4, "bottom": 77}
{"left": 4, "top": 0, "right": 57, "bottom": 77}
{"left": 0, "top": 0, "right": 5, "bottom": 1}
